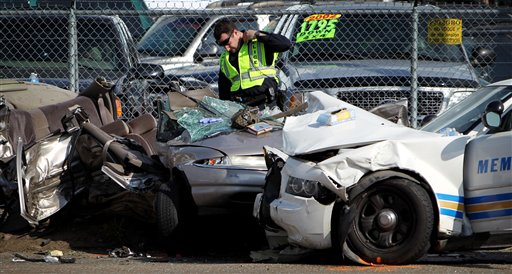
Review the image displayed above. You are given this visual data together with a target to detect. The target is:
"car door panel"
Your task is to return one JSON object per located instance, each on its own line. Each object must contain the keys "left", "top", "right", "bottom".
{"left": 463, "top": 130, "right": 512, "bottom": 233}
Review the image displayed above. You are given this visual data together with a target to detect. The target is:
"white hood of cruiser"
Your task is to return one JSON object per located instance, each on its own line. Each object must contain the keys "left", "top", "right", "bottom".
{"left": 282, "top": 91, "right": 440, "bottom": 156}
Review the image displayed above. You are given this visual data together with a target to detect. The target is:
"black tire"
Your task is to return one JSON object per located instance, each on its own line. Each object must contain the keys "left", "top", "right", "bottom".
{"left": 155, "top": 183, "right": 179, "bottom": 240}
{"left": 259, "top": 157, "right": 285, "bottom": 230}
{"left": 345, "top": 178, "right": 434, "bottom": 265}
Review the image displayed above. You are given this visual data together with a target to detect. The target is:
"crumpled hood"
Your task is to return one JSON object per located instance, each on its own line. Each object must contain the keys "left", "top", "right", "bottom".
{"left": 168, "top": 130, "right": 282, "bottom": 157}
{"left": 192, "top": 130, "right": 282, "bottom": 156}
{"left": 289, "top": 59, "right": 479, "bottom": 88}
{"left": 283, "top": 91, "right": 440, "bottom": 156}
{"left": 162, "top": 129, "right": 282, "bottom": 169}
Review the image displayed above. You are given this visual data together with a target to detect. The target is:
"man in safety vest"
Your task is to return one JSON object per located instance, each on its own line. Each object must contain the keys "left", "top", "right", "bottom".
{"left": 214, "top": 19, "right": 291, "bottom": 108}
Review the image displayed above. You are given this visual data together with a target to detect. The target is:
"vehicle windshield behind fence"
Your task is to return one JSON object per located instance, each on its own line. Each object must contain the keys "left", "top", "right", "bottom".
{"left": 290, "top": 13, "right": 466, "bottom": 63}
{"left": 137, "top": 15, "right": 261, "bottom": 58}
{"left": 0, "top": 16, "right": 121, "bottom": 74}
{"left": 137, "top": 17, "right": 208, "bottom": 57}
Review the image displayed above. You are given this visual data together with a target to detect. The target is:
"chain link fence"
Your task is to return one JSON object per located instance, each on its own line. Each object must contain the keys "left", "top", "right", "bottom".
{"left": 1, "top": 1, "right": 510, "bottom": 126}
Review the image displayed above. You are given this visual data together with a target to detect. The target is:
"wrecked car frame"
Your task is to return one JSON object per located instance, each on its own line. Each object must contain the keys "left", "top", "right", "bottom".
{"left": 154, "top": 86, "right": 284, "bottom": 215}
{"left": 0, "top": 78, "right": 173, "bottom": 235}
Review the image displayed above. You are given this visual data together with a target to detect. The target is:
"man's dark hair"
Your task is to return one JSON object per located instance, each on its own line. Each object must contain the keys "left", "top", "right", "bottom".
{"left": 214, "top": 19, "right": 236, "bottom": 42}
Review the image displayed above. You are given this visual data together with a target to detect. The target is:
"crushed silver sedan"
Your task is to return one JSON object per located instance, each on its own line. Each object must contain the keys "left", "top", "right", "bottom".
{"left": 153, "top": 82, "right": 409, "bottom": 242}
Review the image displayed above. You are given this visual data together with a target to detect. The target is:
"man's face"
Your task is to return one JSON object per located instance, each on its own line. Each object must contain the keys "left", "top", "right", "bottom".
{"left": 217, "top": 29, "right": 240, "bottom": 53}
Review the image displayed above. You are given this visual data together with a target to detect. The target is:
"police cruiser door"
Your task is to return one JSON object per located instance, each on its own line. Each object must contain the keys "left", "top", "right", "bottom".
{"left": 463, "top": 109, "right": 512, "bottom": 234}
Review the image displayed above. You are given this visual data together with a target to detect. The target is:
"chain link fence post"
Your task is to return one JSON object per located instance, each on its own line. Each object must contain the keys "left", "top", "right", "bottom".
{"left": 410, "top": 2, "right": 419, "bottom": 128}
{"left": 69, "top": 0, "right": 78, "bottom": 92}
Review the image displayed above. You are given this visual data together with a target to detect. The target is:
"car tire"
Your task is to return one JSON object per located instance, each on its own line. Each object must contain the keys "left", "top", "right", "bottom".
{"left": 259, "top": 157, "right": 285, "bottom": 230}
{"left": 155, "top": 183, "right": 179, "bottom": 241}
{"left": 345, "top": 178, "right": 434, "bottom": 265}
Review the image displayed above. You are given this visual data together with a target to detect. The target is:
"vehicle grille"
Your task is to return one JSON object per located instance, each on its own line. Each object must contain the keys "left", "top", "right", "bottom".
{"left": 336, "top": 90, "right": 444, "bottom": 116}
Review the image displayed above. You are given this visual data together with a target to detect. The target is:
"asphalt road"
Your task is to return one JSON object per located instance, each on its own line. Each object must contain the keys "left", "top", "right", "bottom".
{"left": 1, "top": 249, "right": 511, "bottom": 273}
{"left": 1, "top": 213, "right": 511, "bottom": 273}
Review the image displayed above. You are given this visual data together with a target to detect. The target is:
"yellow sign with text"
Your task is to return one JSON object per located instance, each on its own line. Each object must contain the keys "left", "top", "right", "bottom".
{"left": 428, "top": 18, "right": 462, "bottom": 45}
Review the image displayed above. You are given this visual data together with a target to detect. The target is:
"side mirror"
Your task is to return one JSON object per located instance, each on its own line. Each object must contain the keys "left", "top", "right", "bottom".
{"left": 483, "top": 112, "right": 501, "bottom": 128}
{"left": 471, "top": 46, "right": 496, "bottom": 67}
{"left": 127, "top": 63, "right": 165, "bottom": 80}
{"left": 481, "top": 100, "right": 504, "bottom": 129}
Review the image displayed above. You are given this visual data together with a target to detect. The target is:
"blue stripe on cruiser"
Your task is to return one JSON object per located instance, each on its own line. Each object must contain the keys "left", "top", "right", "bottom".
{"left": 467, "top": 208, "right": 512, "bottom": 220}
{"left": 436, "top": 193, "right": 464, "bottom": 203}
{"left": 440, "top": 208, "right": 463, "bottom": 219}
{"left": 465, "top": 193, "right": 512, "bottom": 205}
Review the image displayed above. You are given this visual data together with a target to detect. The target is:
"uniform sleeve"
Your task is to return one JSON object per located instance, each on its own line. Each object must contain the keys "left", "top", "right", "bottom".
{"left": 256, "top": 31, "right": 291, "bottom": 53}
{"left": 218, "top": 69, "right": 232, "bottom": 100}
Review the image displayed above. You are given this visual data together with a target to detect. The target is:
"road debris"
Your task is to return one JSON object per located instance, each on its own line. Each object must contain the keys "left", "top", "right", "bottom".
{"left": 108, "top": 246, "right": 141, "bottom": 258}
{"left": 250, "top": 245, "right": 314, "bottom": 263}
{"left": 12, "top": 250, "right": 76, "bottom": 263}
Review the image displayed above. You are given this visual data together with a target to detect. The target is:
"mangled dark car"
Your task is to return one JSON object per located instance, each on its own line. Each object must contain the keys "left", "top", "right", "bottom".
{"left": 0, "top": 78, "right": 173, "bottom": 234}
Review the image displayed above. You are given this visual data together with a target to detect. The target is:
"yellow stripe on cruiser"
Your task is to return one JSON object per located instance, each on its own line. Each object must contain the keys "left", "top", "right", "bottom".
{"left": 466, "top": 201, "right": 512, "bottom": 213}
{"left": 439, "top": 200, "right": 464, "bottom": 211}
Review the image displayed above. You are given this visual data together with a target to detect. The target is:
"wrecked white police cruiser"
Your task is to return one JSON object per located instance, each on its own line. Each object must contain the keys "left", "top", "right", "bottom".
{"left": 254, "top": 79, "right": 512, "bottom": 265}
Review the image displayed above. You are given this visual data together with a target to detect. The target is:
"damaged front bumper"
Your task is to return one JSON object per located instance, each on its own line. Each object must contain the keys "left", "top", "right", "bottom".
{"left": 254, "top": 146, "right": 342, "bottom": 250}
{"left": 271, "top": 193, "right": 334, "bottom": 249}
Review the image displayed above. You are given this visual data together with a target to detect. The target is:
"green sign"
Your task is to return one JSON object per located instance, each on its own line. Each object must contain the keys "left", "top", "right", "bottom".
{"left": 296, "top": 14, "right": 341, "bottom": 43}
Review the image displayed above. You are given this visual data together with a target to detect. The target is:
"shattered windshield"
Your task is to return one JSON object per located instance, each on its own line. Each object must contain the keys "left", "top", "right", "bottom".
{"left": 421, "top": 85, "right": 512, "bottom": 135}
{"left": 289, "top": 13, "right": 466, "bottom": 63}
{"left": 137, "top": 16, "right": 207, "bottom": 56}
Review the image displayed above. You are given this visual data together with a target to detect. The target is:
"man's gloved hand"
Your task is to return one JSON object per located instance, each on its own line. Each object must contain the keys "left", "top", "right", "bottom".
{"left": 232, "top": 95, "right": 244, "bottom": 103}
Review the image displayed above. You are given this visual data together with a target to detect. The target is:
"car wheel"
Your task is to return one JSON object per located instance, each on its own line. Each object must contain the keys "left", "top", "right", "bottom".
{"left": 346, "top": 178, "right": 434, "bottom": 265}
{"left": 155, "top": 183, "right": 179, "bottom": 240}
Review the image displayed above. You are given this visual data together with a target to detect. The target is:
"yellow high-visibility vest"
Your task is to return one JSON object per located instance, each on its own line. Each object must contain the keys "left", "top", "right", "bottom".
{"left": 220, "top": 40, "right": 278, "bottom": 92}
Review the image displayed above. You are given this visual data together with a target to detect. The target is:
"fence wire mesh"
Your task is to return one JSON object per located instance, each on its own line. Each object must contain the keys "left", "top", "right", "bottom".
{"left": 1, "top": 1, "right": 510, "bottom": 125}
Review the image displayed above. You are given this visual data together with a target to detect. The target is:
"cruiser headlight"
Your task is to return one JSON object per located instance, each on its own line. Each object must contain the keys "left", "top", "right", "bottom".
{"left": 286, "top": 175, "right": 337, "bottom": 204}
{"left": 447, "top": 91, "right": 473, "bottom": 109}
{"left": 286, "top": 176, "right": 320, "bottom": 198}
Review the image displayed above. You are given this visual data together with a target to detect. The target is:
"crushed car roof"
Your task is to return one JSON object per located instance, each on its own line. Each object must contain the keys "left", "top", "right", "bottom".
{"left": 0, "top": 79, "right": 76, "bottom": 110}
{"left": 282, "top": 91, "right": 440, "bottom": 155}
